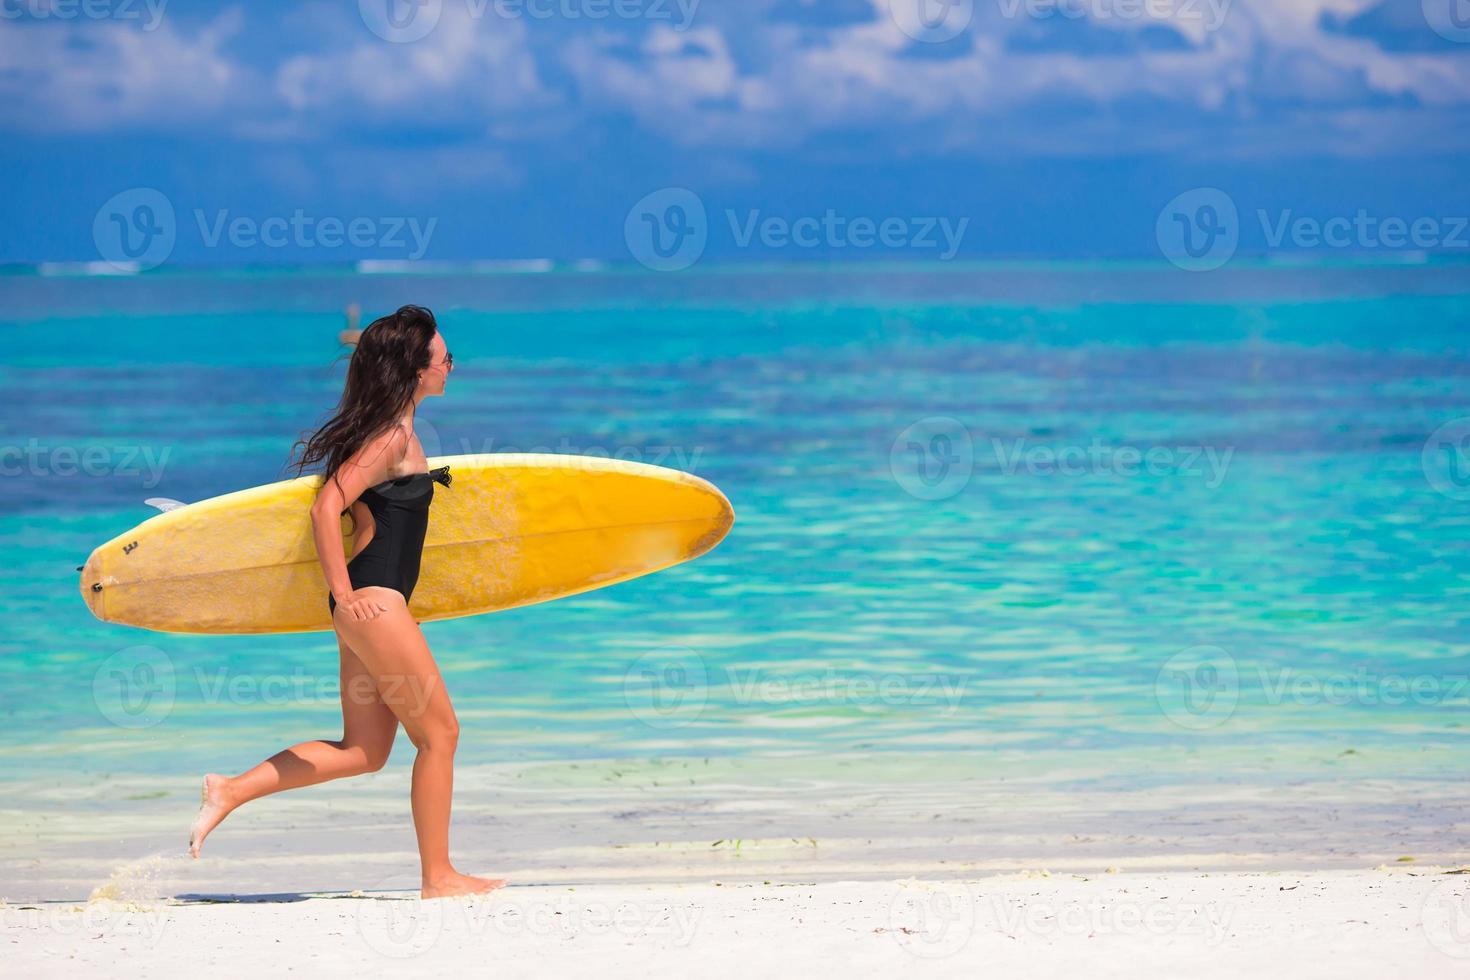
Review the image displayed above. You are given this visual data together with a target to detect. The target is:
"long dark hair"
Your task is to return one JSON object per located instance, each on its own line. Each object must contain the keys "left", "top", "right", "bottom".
{"left": 289, "top": 304, "right": 438, "bottom": 503}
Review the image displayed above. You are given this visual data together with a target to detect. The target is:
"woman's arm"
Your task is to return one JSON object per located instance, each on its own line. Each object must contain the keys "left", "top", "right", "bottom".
{"left": 310, "top": 425, "right": 410, "bottom": 620}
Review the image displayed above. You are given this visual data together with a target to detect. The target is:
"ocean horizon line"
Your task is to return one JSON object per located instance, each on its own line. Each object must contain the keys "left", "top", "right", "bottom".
{"left": 3, "top": 251, "right": 1468, "bottom": 280}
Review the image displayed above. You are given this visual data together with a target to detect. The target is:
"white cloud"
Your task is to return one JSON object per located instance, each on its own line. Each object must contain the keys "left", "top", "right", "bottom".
{"left": 0, "top": 10, "right": 251, "bottom": 132}
{"left": 274, "top": 4, "right": 553, "bottom": 125}
{"left": 559, "top": 0, "right": 1470, "bottom": 156}
{"left": 0, "top": 0, "right": 1464, "bottom": 158}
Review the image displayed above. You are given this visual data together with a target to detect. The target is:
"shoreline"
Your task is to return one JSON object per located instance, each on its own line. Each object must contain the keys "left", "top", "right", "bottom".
{"left": 4, "top": 756, "right": 1469, "bottom": 905}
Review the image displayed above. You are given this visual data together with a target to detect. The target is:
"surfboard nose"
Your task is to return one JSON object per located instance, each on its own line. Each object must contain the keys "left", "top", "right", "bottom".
{"left": 686, "top": 478, "right": 735, "bottom": 560}
{"left": 79, "top": 549, "right": 106, "bottom": 622}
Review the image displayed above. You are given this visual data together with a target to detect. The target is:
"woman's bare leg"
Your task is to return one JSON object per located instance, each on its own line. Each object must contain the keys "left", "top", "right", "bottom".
{"left": 189, "top": 634, "right": 398, "bottom": 858}
{"left": 330, "top": 587, "right": 504, "bottom": 899}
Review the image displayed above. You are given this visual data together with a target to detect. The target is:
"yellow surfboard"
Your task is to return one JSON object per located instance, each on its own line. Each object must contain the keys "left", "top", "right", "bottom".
{"left": 79, "top": 453, "right": 735, "bottom": 635}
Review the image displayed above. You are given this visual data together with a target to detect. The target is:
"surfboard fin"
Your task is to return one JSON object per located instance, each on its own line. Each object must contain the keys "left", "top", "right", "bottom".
{"left": 144, "top": 497, "right": 188, "bottom": 513}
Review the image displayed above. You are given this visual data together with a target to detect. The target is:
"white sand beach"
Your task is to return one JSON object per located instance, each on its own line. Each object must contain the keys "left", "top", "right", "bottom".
{"left": 4, "top": 757, "right": 1470, "bottom": 977}
{"left": 6, "top": 870, "right": 1469, "bottom": 978}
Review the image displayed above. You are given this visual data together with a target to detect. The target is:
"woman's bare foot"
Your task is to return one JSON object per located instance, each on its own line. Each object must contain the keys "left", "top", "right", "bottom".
{"left": 420, "top": 870, "right": 507, "bottom": 900}
{"left": 188, "top": 774, "right": 236, "bottom": 858}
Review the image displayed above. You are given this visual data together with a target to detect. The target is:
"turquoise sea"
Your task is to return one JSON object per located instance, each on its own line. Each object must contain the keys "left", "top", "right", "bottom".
{"left": 3, "top": 261, "right": 1470, "bottom": 885}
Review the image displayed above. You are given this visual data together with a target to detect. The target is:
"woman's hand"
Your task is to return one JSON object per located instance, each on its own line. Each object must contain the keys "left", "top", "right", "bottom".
{"left": 338, "top": 590, "right": 389, "bottom": 622}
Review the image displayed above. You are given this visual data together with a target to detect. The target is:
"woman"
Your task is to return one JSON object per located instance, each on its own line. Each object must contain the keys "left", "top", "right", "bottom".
{"left": 186, "top": 305, "right": 504, "bottom": 900}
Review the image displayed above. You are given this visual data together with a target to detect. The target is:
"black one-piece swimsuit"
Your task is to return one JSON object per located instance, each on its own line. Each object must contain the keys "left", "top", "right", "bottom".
{"left": 327, "top": 464, "right": 451, "bottom": 615}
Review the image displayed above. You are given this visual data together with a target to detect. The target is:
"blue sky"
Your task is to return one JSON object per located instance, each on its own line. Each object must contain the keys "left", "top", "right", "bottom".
{"left": 3, "top": 0, "right": 1469, "bottom": 264}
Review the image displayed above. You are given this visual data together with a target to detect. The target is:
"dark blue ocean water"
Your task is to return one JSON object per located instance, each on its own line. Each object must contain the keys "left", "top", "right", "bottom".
{"left": 2, "top": 261, "right": 1469, "bottom": 785}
